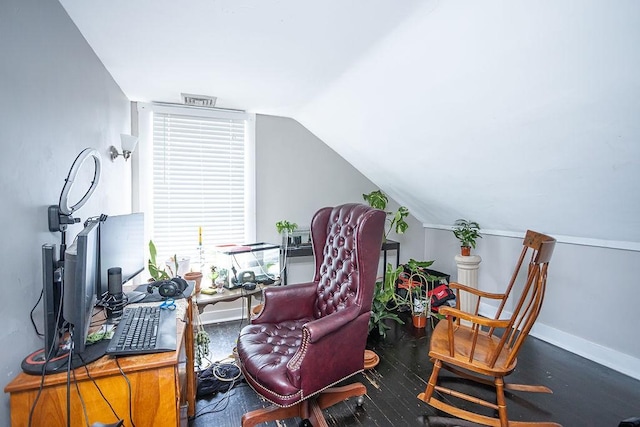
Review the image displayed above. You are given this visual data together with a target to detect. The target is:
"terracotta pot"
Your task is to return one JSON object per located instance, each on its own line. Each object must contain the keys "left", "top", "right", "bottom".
{"left": 364, "top": 350, "right": 380, "bottom": 370}
{"left": 184, "top": 271, "right": 203, "bottom": 294}
{"left": 412, "top": 314, "right": 427, "bottom": 328}
{"left": 461, "top": 246, "right": 471, "bottom": 256}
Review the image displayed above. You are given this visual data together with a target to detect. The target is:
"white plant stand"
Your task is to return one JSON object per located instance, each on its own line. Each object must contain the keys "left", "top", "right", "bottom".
{"left": 454, "top": 254, "right": 482, "bottom": 326}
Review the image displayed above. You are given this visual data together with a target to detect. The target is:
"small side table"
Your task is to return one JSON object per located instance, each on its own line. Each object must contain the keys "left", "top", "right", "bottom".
{"left": 194, "top": 283, "right": 274, "bottom": 317}
{"left": 282, "top": 240, "right": 400, "bottom": 285}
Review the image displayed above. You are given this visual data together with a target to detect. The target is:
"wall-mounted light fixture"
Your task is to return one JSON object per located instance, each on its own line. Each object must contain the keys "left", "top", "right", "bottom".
{"left": 110, "top": 134, "right": 139, "bottom": 161}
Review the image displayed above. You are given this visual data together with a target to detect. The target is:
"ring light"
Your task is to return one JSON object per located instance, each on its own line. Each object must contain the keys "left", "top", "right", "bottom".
{"left": 58, "top": 148, "right": 101, "bottom": 216}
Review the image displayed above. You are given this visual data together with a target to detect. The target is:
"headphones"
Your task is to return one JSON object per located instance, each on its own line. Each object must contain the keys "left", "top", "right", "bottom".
{"left": 147, "top": 277, "right": 188, "bottom": 298}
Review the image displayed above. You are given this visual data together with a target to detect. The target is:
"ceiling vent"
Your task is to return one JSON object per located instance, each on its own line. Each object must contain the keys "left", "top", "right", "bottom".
{"left": 181, "top": 93, "right": 217, "bottom": 108}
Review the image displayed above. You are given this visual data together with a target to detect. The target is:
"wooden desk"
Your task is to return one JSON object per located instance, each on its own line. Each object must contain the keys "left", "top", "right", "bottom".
{"left": 4, "top": 297, "right": 196, "bottom": 427}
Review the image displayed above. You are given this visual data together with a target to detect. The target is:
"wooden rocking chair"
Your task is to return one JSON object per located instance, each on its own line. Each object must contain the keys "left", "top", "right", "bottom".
{"left": 418, "top": 230, "right": 561, "bottom": 427}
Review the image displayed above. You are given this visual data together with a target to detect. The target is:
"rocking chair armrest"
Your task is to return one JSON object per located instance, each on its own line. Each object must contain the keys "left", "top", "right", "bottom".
{"left": 448, "top": 282, "right": 506, "bottom": 300}
{"left": 438, "top": 306, "right": 511, "bottom": 329}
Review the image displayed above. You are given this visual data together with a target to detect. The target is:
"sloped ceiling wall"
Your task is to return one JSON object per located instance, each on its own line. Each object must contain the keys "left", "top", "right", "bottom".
{"left": 59, "top": 0, "right": 640, "bottom": 243}
{"left": 298, "top": 1, "right": 640, "bottom": 243}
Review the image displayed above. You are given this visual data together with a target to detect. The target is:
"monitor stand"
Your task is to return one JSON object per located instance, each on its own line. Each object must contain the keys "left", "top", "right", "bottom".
{"left": 21, "top": 339, "right": 109, "bottom": 375}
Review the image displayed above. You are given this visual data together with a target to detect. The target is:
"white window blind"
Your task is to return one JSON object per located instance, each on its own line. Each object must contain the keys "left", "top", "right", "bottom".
{"left": 150, "top": 109, "right": 249, "bottom": 269}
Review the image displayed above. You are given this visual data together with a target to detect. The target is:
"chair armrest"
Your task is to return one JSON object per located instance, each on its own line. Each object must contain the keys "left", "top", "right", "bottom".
{"left": 438, "top": 306, "right": 510, "bottom": 329}
{"left": 253, "top": 282, "right": 317, "bottom": 324}
{"left": 449, "top": 282, "right": 506, "bottom": 300}
{"left": 304, "top": 305, "right": 361, "bottom": 343}
{"left": 287, "top": 310, "right": 370, "bottom": 390}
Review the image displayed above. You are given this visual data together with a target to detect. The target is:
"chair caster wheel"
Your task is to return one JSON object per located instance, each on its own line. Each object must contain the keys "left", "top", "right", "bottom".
{"left": 356, "top": 395, "right": 365, "bottom": 407}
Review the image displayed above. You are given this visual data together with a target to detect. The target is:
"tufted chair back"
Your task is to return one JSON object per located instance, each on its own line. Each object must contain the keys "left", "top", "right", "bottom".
{"left": 236, "top": 204, "right": 385, "bottom": 427}
{"left": 310, "top": 204, "right": 381, "bottom": 320}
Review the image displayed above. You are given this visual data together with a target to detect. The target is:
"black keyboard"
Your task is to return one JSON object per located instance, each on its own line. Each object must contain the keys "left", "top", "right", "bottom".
{"left": 106, "top": 305, "right": 177, "bottom": 356}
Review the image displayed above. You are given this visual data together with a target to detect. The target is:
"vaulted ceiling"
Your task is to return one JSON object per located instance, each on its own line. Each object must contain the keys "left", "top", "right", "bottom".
{"left": 59, "top": 0, "right": 640, "bottom": 244}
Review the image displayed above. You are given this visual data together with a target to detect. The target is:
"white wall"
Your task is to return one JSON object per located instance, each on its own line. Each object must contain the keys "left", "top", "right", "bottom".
{"left": 255, "top": 114, "right": 376, "bottom": 243}
{"left": 0, "top": 0, "right": 132, "bottom": 423}
{"left": 255, "top": 115, "right": 427, "bottom": 279}
{"left": 425, "top": 227, "right": 640, "bottom": 381}
{"left": 255, "top": 114, "right": 378, "bottom": 287}
{"left": 297, "top": 1, "right": 640, "bottom": 246}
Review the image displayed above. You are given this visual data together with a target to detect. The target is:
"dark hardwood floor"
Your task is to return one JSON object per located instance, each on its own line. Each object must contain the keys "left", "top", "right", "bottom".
{"left": 190, "top": 313, "right": 640, "bottom": 427}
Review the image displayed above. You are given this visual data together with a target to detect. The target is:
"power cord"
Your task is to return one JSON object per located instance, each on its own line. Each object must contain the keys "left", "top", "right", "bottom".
{"left": 66, "top": 327, "right": 74, "bottom": 427}
{"left": 80, "top": 363, "right": 122, "bottom": 424}
{"left": 192, "top": 360, "right": 244, "bottom": 421}
{"left": 191, "top": 380, "right": 247, "bottom": 421}
{"left": 29, "top": 289, "right": 45, "bottom": 338}
{"left": 71, "top": 369, "right": 91, "bottom": 427}
{"left": 115, "top": 358, "right": 137, "bottom": 427}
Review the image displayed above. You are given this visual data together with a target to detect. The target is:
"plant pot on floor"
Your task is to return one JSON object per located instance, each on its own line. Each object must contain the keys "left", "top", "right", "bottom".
{"left": 412, "top": 315, "right": 427, "bottom": 328}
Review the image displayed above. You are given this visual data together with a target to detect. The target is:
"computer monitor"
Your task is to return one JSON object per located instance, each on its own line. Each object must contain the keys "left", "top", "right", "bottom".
{"left": 98, "top": 212, "right": 145, "bottom": 302}
{"left": 20, "top": 244, "right": 68, "bottom": 375}
{"left": 63, "top": 218, "right": 100, "bottom": 355}
{"left": 42, "top": 244, "right": 64, "bottom": 358}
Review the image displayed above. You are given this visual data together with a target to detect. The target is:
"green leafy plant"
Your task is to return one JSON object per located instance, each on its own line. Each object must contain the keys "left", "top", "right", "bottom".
{"left": 452, "top": 219, "right": 482, "bottom": 249}
{"left": 148, "top": 240, "right": 173, "bottom": 281}
{"left": 392, "top": 259, "right": 444, "bottom": 318}
{"left": 275, "top": 220, "right": 298, "bottom": 234}
{"left": 363, "top": 190, "right": 409, "bottom": 240}
{"left": 370, "top": 260, "right": 447, "bottom": 335}
{"left": 369, "top": 263, "right": 404, "bottom": 338}
{"left": 195, "top": 329, "right": 211, "bottom": 367}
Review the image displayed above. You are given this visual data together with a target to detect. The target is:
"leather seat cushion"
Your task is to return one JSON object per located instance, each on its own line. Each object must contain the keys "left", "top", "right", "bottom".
{"left": 237, "top": 317, "right": 314, "bottom": 402}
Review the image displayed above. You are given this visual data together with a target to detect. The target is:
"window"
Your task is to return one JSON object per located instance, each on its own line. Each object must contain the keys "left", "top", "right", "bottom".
{"left": 135, "top": 103, "right": 256, "bottom": 273}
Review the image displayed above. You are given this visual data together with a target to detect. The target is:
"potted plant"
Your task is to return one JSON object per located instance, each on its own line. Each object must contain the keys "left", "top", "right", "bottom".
{"left": 392, "top": 259, "right": 444, "bottom": 328}
{"left": 276, "top": 220, "right": 298, "bottom": 246}
{"left": 362, "top": 190, "right": 409, "bottom": 241}
{"left": 148, "top": 240, "right": 191, "bottom": 280}
{"left": 148, "top": 240, "right": 171, "bottom": 281}
{"left": 452, "top": 219, "right": 481, "bottom": 256}
{"left": 369, "top": 263, "right": 404, "bottom": 338}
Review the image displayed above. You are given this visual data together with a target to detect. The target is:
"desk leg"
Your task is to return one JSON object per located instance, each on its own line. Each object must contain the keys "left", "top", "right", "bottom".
{"left": 186, "top": 297, "right": 196, "bottom": 418}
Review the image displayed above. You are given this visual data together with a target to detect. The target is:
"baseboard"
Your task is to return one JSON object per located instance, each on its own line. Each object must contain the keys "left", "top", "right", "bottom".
{"left": 198, "top": 306, "right": 246, "bottom": 325}
{"left": 479, "top": 302, "right": 640, "bottom": 381}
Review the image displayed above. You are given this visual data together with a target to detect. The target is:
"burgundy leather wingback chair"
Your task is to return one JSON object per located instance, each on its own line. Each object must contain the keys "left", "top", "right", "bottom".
{"left": 236, "top": 204, "right": 386, "bottom": 427}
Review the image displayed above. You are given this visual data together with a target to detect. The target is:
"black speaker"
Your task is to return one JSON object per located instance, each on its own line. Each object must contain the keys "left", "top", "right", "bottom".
{"left": 147, "top": 277, "right": 188, "bottom": 298}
